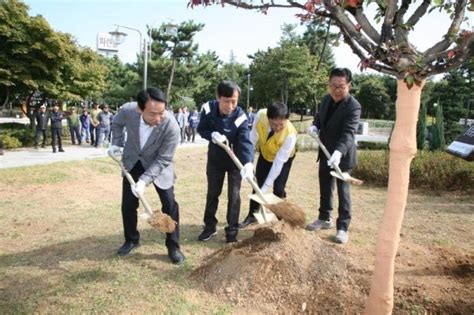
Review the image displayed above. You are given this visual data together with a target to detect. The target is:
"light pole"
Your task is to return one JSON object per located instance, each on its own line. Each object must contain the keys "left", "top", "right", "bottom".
{"left": 110, "top": 23, "right": 178, "bottom": 91}
{"left": 247, "top": 73, "right": 251, "bottom": 109}
{"left": 109, "top": 24, "right": 148, "bottom": 89}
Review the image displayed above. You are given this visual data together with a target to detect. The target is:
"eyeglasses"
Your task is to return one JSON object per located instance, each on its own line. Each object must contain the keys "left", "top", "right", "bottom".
{"left": 329, "top": 83, "right": 349, "bottom": 91}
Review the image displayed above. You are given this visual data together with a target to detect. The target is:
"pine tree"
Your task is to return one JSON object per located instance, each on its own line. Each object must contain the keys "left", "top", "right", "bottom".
{"left": 416, "top": 101, "right": 427, "bottom": 150}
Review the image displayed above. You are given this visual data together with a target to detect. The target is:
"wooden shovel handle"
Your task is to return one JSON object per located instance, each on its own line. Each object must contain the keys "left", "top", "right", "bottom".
{"left": 108, "top": 152, "right": 155, "bottom": 217}
{"left": 214, "top": 138, "right": 270, "bottom": 221}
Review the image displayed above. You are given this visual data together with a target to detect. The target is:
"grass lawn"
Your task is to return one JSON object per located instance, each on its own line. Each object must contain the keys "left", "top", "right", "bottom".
{"left": 0, "top": 147, "right": 472, "bottom": 313}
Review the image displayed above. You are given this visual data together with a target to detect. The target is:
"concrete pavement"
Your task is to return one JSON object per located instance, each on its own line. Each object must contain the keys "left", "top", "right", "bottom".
{"left": 0, "top": 136, "right": 208, "bottom": 169}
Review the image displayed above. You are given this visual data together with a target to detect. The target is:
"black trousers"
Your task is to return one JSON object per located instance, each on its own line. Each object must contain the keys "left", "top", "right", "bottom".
{"left": 203, "top": 161, "right": 241, "bottom": 238}
{"left": 90, "top": 125, "right": 99, "bottom": 145}
{"left": 35, "top": 129, "right": 47, "bottom": 146}
{"left": 318, "top": 159, "right": 352, "bottom": 231}
{"left": 51, "top": 128, "right": 62, "bottom": 150}
{"left": 247, "top": 154, "right": 295, "bottom": 216}
{"left": 121, "top": 161, "right": 180, "bottom": 249}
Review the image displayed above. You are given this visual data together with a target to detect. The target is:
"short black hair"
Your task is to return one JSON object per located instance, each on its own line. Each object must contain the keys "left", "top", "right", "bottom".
{"left": 216, "top": 80, "right": 241, "bottom": 98}
{"left": 136, "top": 87, "right": 167, "bottom": 110}
{"left": 329, "top": 67, "right": 352, "bottom": 83}
{"left": 267, "top": 102, "right": 290, "bottom": 120}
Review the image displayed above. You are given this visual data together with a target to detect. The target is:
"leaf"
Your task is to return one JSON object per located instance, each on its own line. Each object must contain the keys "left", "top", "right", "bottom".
{"left": 355, "top": 24, "right": 362, "bottom": 32}
{"left": 347, "top": 0, "right": 359, "bottom": 7}
{"left": 404, "top": 75, "right": 415, "bottom": 89}
{"left": 447, "top": 50, "right": 456, "bottom": 59}
{"left": 432, "top": 0, "right": 442, "bottom": 6}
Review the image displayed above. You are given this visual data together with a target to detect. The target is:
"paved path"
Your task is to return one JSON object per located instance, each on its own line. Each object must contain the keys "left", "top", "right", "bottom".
{"left": 0, "top": 136, "right": 208, "bottom": 169}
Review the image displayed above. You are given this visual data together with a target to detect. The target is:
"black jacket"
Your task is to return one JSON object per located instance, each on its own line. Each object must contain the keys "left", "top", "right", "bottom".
{"left": 50, "top": 111, "right": 64, "bottom": 129}
{"left": 198, "top": 100, "right": 253, "bottom": 170}
{"left": 314, "top": 94, "right": 361, "bottom": 170}
{"left": 35, "top": 111, "right": 48, "bottom": 130}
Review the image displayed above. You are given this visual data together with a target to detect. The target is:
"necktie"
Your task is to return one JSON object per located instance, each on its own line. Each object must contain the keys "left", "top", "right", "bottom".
{"left": 266, "top": 129, "right": 274, "bottom": 140}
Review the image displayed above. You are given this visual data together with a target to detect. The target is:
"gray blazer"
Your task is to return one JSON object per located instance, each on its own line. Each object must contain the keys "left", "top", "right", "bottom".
{"left": 112, "top": 102, "right": 180, "bottom": 190}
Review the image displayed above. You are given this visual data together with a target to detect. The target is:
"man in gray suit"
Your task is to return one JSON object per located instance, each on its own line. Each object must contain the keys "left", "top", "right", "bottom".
{"left": 306, "top": 68, "right": 361, "bottom": 244}
{"left": 109, "top": 87, "right": 184, "bottom": 264}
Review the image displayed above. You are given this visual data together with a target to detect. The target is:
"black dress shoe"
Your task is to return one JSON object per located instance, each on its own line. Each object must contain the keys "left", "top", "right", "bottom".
{"left": 168, "top": 247, "right": 185, "bottom": 265}
{"left": 238, "top": 215, "right": 257, "bottom": 228}
{"left": 117, "top": 241, "right": 139, "bottom": 256}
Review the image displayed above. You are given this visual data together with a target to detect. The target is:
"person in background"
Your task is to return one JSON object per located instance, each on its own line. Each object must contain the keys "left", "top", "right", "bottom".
{"left": 108, "top": 87, "right": 184, "bottom": 264}
{"left": 80, "top": 108, "right": 91, "bottom": 144}
{"left": 50, "top": 103, "right": 65, "bottom": 153}
{"left": 66, "top": 106, "right": 81, "bottom": 145}
{"left": 306, "top": 67, "right": 361, "bottom": 244}
{"left": 247, "top": 106, "right": 255, "bottom": 129}
{"left": 90, "top": 102, "right": 101, "bottom": 146}
{"left": 34, "top": 104, "right": 48, "bottom": 149}
{"left": 187, "top": 107, "right": 200, "bottom": 143}
{"left": 239, "top": 102, "right": 298, "bottom": 228}
{"left": 196, "top": 80, "right": 254, "bottom": 243}
{"left": 96, "top": 104, "right": 113, "bottom": 147}
{"left": 176, "top": 107, "right": 186, "bottom": 144}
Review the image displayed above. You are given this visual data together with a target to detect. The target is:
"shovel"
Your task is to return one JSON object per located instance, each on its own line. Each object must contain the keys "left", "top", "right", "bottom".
{"left": 308, "top": 131, "right": 363, "bottom": 185}
{"left": 213, "top": 138, "right": 278, "bottom": 224}
{"left": 108, "top": 151, "right": 176, "bottom": 233}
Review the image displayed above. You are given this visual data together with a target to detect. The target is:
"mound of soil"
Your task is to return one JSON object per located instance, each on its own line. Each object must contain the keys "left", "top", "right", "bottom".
{"left": 192, "top": 222, "right": 367, "bottom": 313}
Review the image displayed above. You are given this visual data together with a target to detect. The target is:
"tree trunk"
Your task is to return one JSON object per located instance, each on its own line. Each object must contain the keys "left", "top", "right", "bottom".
{"left": 365, "top": 79, "right": 425, "bottom": 314}
{"left": 166, "top": 58, "right": 177, "bottom": 104}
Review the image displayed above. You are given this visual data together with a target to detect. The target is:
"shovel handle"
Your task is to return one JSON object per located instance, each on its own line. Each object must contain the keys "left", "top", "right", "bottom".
{"left": 214, "top": 139, "right": 270, "bottom": 219}
{"left": 308, "top": 132, "right": 347, "bottom": 180}
{"left": 108, "top": 152, "right": 154, "bottom": 217}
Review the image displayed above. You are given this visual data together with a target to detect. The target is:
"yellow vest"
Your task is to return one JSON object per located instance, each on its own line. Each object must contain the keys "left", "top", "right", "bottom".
{"left": 256, "top": 109, "right": 297, "bottom": 162}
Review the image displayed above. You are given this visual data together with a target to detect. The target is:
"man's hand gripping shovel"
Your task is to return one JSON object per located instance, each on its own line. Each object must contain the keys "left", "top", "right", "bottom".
{"left": 308, "top": 131, "right": 363, "bottom": 185}
{"left": 213, "top": 138, "right": 278, "bottom": 224}
{"left": 108, "top": 150, "right": 177, "bottom": 233}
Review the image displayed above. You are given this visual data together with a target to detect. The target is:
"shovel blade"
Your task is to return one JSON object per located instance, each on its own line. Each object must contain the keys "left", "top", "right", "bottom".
{"left": 249, "top": 192, "right": 281, "bottom": 224}
{"left": 254, "top": 208, "right": 278, "bottom": 224}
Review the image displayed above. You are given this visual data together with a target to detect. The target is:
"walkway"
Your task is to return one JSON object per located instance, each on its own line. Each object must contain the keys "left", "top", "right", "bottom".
{"left": 0, "top": 136, "right": 208, "bottom": 169}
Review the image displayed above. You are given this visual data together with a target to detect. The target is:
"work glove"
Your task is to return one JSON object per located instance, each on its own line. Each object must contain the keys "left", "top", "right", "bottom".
{"left": 240, "top": 162, "right": 254, "bottom": 180}
{"left": 260, "top": 183, "right": 271, "bottom": 194}
{"left": 327, "top": 150, "right": 342, "bottom": 168}
{"left": 308, "top": 125, "right": 318, "bottom": 135}
{"left": 131, "top": 180, "right": 146, "bottom": 198}
{"left": 211, "top": 131, "right": 227, "bottom": 144}
{"left": 107, "top": 145, "right": 122, "bottom": 157}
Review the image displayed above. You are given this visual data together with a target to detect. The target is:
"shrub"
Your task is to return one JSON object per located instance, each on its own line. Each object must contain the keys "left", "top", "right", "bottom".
{"left": 357, "top": 141, "right": 388, "bottom": 150}
{"left": 0, "top": 132, "right": 22, "bottom": 149}
{"left": 0, "top": 123, "right": 35, "bottom": 147}
{"left": 353, "top": 150, "right": 474, "bottom": 193}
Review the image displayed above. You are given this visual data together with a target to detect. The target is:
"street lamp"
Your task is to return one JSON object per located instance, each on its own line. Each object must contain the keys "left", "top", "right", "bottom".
{"left": 110, "top": 22, "right": 178, "bottom": 91}
{"left": 109, "top": 24, "right": 147, "bottom": 89}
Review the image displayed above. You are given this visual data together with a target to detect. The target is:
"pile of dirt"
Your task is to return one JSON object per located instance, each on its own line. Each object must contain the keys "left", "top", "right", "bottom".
{"left": 192, "top": 221, "right": 367, "bottom": 313}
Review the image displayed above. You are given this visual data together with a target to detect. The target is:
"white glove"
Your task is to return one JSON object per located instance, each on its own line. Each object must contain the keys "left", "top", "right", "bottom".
{"left": 260, "top": 183, "right": 271, "bottom": 194}
{"left": 240, "top": 162, "right": 254, "bottom": 180}
{"left": 327, "top": 150, "right": 342, "bottom": 168}
{"left": 308, "top": 125, "right": 318, "bottom": 134}
{"left": 131, "top": 180, "right": 146, "bottom": 198}
{"left": 211, "top": 131, "right": 227, "bottom": 144}
{"left": 107, "top": 145, "right": 122, "bottom": 157}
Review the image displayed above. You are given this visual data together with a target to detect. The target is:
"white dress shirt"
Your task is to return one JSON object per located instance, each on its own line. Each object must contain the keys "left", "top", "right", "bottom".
{"left": 139, "top": 115, "right": 154, "bottom": 150}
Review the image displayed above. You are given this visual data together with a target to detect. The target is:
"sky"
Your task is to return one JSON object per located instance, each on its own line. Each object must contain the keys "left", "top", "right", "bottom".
{"left": 23, "top": 0, "right": 463, "bottom": 75}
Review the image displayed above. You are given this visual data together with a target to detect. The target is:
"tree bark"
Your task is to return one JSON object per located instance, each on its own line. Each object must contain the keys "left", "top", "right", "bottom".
{"left": 166, "top": 58, "right": 177, "bottom": 104}
{"left": 365, "top": 79, "right": 425, "bottom": 314}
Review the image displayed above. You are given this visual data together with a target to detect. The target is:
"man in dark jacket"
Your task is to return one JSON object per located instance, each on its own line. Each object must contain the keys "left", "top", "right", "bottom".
{"left": 50, "top": 103, "right": 65, "bottom": 153}
{"left": 306, "top": 68, "right": 361, "bottom": 244}
{"left": 34, "top": 104, "right": 49, "bottom": 148}
{"left": 197, "top": 81, "right": 254, "bottom": 243}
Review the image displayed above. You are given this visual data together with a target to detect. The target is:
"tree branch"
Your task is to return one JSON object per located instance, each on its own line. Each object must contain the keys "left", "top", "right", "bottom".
{"left": 381, "top": 0, "right": 398, "bottom": 44}
{"left": 322, "top": 0, "right": 377, "bottom": 54}
{"left": 406, "top": 0, "right": 430, "bottom": 27}
{"left": 352, "top": 7, "right": 380, "bottom": 44}
{"left": 424, "top": 0, "right": 467, "bottom": 56}
{"left": 429, "top": 33, "right": 474, "bottom": 75}
{"left": 394, "top": 0, "right": 411, "bottom": 45}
